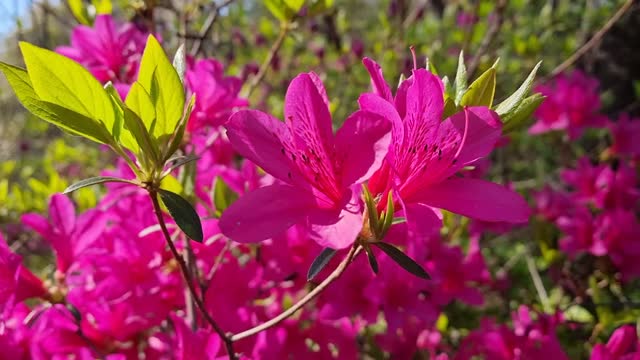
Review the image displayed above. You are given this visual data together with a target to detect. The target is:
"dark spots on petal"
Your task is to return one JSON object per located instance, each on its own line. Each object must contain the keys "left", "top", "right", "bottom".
{"left": 423, "top": 144, "right": 429, "bottom": 152}
{"left": 301, "top": 154, "right": 309, "bottom": 163}
{"left": 281, "top": 147, "right": 285, "bottom": 155}
{"left": 291, "top": 154, "right": 296, "bottom": 161}
{"left": 287, "top": 172, "right": 292, "bottom": 179}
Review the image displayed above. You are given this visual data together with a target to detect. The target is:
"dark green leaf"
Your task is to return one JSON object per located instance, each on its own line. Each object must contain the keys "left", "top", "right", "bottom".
{"left": 158, "top": 189, "right": 203, "bottom": 242}
{"left": 64, "top": 176, "right": 134, "bottom": 194}
{"left": 163, "top": 154, "right": 199, "bottom": 176}
{"left": 307, "top": 248, "right": 337, "bottom": 281}
{"left": 373, "top": 242, "right": 430, "bottom": 279}
{"left": 366, "top": 246, "right": 379, "bottom": 274}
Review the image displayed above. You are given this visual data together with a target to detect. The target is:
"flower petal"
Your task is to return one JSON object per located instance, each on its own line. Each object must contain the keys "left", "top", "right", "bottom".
{"left": 335, "top": 110, "right": 391, "bottom": 187}
{"left": 219, "top": 184, "right": 314, "bottom": 243}
{"left": 308, "top": 191, "right": 363, "bottom": 249}
{"left": 415, "top": 178, "right": 531, "bottom": 223}
{"left": 444, "top": 106, "right": 502, "bottom": 171}
{"left": 226, "top": 110, "right": 298, "bottom": 185}
{"left": 362, "top": 57, "right": 393, "bottom": 102}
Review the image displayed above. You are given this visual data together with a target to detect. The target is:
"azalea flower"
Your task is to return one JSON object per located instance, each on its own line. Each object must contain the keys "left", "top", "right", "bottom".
{"left": 0, "top": 233, "right": 47, "bottom": 312}
{"left": 591, "top": 325, "right": 640, "bottom": 360}
{"left": 220, "top": 72, "right": 391, "bottom": 249}
{"left": 185, "top": 57, "right": 249, "bottom": 131}
{"left": 529, "top": 70, "right": 608, "bottom": 139}
{"left": 56, "top": 15, "right": 148, "bottom": 98}
{"left": 360, "top": 58, "right": 530, "bottom": 239}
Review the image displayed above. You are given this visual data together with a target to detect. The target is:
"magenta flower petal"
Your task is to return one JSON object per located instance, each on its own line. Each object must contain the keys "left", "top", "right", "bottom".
{"left": 443, "top": 106, "right": 502, "bottom": 171}
{"left": 335, "top": 110, "right": 391, "bottom": 187}
{"left": 219, "top": 184, "right": 315, "bottom": 243}
{"left": 284, "top": 73, "right": 336, "bottom": 176}
{"left": 363, "top": 57, "right": 393, "bottom": 102}
{"left": 225, "top": 109, "right": 298, "bottom": 184}
{"left": 415, "top": 178, "right": 531, "bottom": 223}
{"left": 308, "top": 190, "right": 364, "bottom": 249}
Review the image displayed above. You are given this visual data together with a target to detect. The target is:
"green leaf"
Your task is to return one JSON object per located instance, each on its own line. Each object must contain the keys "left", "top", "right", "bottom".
{"left": 64, "top": 176, "right": 134, "bottom": 194}
{"left": 91, "top": 0, "right": 112, "bottom": 14}
{"left": 308, "top": 0, "right": 334, "bottom": 16}
{"left": 137, "top": 35, "right": 185, "bottom": 145}
{"left": 442, "top": 97, "right": 459, "bottom": 120}
{"left": 163, "top": 154, "right": 199, "bottom": 177}
{"left": 563, "top": 305, "right": 595, "bottom": 324}
{"left": 123, "top": 107, "right": 161, "bottom": 166}
{"left": 502, "top": 93, "right": 546, "bottom": 132}
{"left": 391, "top": 217, "right": 406, "bottom": 225}
{"left": 454, "top": 51, "right": 467, "bottom": 104}
{"left": 460, "top": 67, "right": 496, "bottom": 107}
{"left": 104, "top": 82, "right": 137, "bottom": 152}
{"left": 362, "top": 184, "right": 379, "bottom": 235}
{"left": 125, "top": 82, "right": 157, "bottom": 135}
{"left": 164, "top": 94, "right": 195, "bottom": 162}
{"left": 158, "top": 189, "right": 203, "bottom": 242}
{"left": 19, "top": 42, "right": 117, "bottom": 136}
{"left": 366, "top": 246, "right": 379, "bottom": 274}
{"left": 380, "top": 191, "right": 395, "bottom": 236}
{"left": 307, "top": 248, "right": 337, "bottom": 281}
{"left": 172, "top": 44, "right": 186, "bottom": 84}
{"left": 373, "top": 242, "right": 430, "bottom": 279}
{"left": 213, "top": 176, "right": 232, "bottom": 217}
{"left": 0, "top": 62, "right": 113, "bottom": 144}
{"left": 494, "top": 61, "right": 542, "bottom": 116}
{"left": 68, "top": 0, "right": 92, "bottom": 25}
{"left": 264, "top": 0, "right": 302, "bottom": 22}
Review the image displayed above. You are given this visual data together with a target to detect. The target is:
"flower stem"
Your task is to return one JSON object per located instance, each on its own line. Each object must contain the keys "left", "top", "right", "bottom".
{"left": 148, "top": 190, "right": 237, "bottom": 359}
{"left": 230, "top": 244, "right": 362, "bottom": 342}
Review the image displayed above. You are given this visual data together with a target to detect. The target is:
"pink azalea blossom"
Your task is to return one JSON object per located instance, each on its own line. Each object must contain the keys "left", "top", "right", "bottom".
{"left": 185, "top": 57, "right": 249, "bottom": 131}
{"left": 56, "top": 15, "right": 148, "bottom": 98}
{"left": 0, "top": 233, "right": 47, "bottom": 311}
{"left": 360, "top": 58, "right": 530, "bottom": 239}
{"left": 609, "top": 113, "right": 640, "bottom": 158}
{"left": 22, "top": 194, "right": 107, "bottom": 273}
{"left": 529, "top": 70, "right": 608, "bottom": 139}
{"left": 591, "top": 325, "right": 640, "bottom": 360}
{"left": 456, "top": 306, "right": 568, "bottom": 360}
{"left": 220, "top": 72, "right": 391, "bottom": 249}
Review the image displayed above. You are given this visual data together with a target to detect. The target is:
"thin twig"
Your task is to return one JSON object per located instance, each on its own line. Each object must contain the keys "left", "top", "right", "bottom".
{"left": 467, "top": 0, "right": 507, "bottom": 77}
{"left": 545, "top": 0, "right": 635, "bottom": 80}
{"left": 525, "top": 248, "right": 551, "bottom": 313}
{"left": 243, "top": 23, "right": 290, "bottom": 98}
{"left": 148, "top": 190, "right": 237, "bottom": 359}
{"left": 189, "top": 0, "right": 236, "bottom": 56}
{"left": 230, "top": 245, "right": 362, "bottom": 342}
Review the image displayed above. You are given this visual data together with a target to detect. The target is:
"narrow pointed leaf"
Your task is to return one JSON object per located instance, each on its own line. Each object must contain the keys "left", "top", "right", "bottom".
{"left": 173, "top": 44, "right": 186, "bottom": 84}
{"left": 163, "top": 154, "right": 199, "bottom": 176}
{"left": 307, "top": 248, "right": 337, "bottom": 281}
{"left": 380, "top": 191, "right": 395, "bottom": 236}
{"left": 495, "top": 61, "right": 542, "bottom": 116}
{"left": 158, "top": 189, "right": 203, "bottom": 242}
{"left": 454, "top": 51, "right": 467, "bottom": 104}
{"left": 461, "top": 67, "right": 496, "bottom": 107}
{"left": 123, "top": 107, "right": 160, "bottom": 164}
{"left": 373, "top": 242, "right": 430, "bottom": 279}
{"left": 391, "top": 217, "right": 406, "bottom": 225}
{"left": 366, "top": 246, "right": 379, "bottom": 274}
{"left": 503, "top": 93, "right": 546, "bottom": 132}
{"left": 64, "top": 176, "right": 134, "bottom": 194}
{"left": 164, "top": 94, "right": 195, "bottom": 162}
{"left": 362, "top": 184, "right": 379, "bottom": 234}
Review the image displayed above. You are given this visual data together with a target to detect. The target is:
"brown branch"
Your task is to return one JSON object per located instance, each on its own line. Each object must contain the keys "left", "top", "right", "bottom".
{"left": 230, "top": 245, "right": 362, "bottom": 342}
{"left": 243, "top": 23, "right": 290, "bottom": 98}
{"left": 189, "top": 0, "right": 236, "bottom": 56}
{"left": 545, "top": 0, "right": 635, "bottom": 80}
{"left": 467, "top": 0, "right": 507, "bottom": 77}
{"left": 148, "top": 190, "right": 237, "bottom": 360}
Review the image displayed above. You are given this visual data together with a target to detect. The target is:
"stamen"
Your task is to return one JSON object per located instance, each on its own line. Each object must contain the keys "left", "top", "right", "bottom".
{"left": 409, "top": 46, "right": 417, "bottom": 70}
{"left": 453, "top": 107, "right": 470, "bottom": 160}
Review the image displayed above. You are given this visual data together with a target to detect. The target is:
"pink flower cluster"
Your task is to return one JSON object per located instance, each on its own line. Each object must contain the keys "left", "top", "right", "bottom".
{"left": 534, "top": 154, "right": 640, "bottom": 280}
{"left": 529, "top": 70, "right": 609, "bottom": 139}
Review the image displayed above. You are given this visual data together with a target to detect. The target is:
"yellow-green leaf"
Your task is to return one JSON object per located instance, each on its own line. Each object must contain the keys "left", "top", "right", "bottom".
{"left": 460, "top": 67, "right": 496, "bottom": 107}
